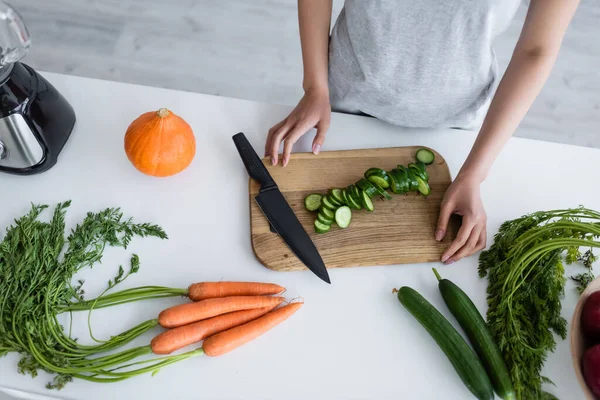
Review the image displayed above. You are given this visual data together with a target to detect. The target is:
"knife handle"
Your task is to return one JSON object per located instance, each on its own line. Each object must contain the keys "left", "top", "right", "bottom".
{"left": 232, "top": 132, "right": 277, "bottom": 189}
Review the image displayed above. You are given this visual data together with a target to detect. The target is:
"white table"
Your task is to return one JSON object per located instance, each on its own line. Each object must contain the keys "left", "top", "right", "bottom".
{"left": 1, "top": 72, "right": 598, "bottom": 400}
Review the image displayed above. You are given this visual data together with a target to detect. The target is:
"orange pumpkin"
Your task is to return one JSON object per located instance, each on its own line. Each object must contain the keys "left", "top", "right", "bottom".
{"left": 124, "top": 108, "right": 196, "bottom": 177}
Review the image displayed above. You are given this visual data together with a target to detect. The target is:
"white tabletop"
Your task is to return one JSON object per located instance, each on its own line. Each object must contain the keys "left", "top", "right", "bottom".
{"left": 1, "top": 71, "right": 598, "bottom": 400}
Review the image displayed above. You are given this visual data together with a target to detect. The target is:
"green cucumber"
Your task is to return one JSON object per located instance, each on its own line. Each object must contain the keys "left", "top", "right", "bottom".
{"left": 330, "top": 188, "right": 345, "bottom": 205}
{"left": 317, "top": 212, "right": 333, "bottom": 225}
{"left": 360, "top": 189, "right": 374, "bottom": 211}
{"left": 304, "top": 194, "right": 322, "bottom": 212}
{"left": 416, "top": 148, "right": 435, "bottom": 165}
{"left": 433, "top": 269, "right": 515, "bottom": 400}
{"left": 365, "top": 167, "right": 386, "bottom": 177}
{"left": 334, "top": 206, "right": 352, "bottom": 228}
{"left": 341, "top": 190, "right": 350, "bottom": 206}
{"left": 397, "top": 286, "right": 494, "bottom": 400}
{"left": 348, "top": 184, "right": 360, "bottom": 201}
{"left": 321, "top": 206, "right": 335, "bottom": 220}
{"left": 416, "top": 176, "right": 431, "bottom": 196}
{"left": 345, "top": 192, "right": 362, "bottom": 210}
{"left": 396, "top": 166, "right": 409, "bottom": 194}
{"left": 388, "top": 169, "right": 403, "bottom": 194}
{"left": 327, "top": 194, "right": 343, "bottom": 207}
{"left": 408, "top": 163, "right": 428, "bottom": 182}
{"left": 406, "top": 168, "right": 419, "bottom": 192}
{"left": 321, "top": 196, "right": 337, "bottom": 211}
{"left": 314, "top": 219, "right": 331, "bottom": 234}
{"left": 416, "top": 161, "right": 427, "bottom": 173}
{"left": 356, "top": 179, "right": 379, "bottom": 198}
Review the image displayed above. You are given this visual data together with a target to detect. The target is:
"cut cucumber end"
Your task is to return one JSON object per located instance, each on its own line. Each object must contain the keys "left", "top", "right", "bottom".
{"left": 416, "top": 148, "right": 435, "bottom": 165}
{"left": 416, "top": 176, "right": 431, "bottom": 196}
{"left": 304, "top": 193, "right": 322, "bottom": 212}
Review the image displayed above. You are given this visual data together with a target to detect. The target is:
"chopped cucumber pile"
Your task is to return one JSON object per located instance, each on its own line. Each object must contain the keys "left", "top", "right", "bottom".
{"left": 305, "top": 148, "right": 435, "bottom": 233}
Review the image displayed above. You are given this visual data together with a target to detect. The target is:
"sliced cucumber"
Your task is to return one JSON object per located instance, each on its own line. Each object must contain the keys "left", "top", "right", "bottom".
{"left": 360, "top": 190, "right": 374, "bottom": 212}
{"left": 321, "top": 206, "right": 335, "bottom": 220}
{"left": 408, "top": 163, "right": 428, "bottom": 182}
{"left": 348, "top": 185, "right": 360, "bottom": 201}
{"left": 330, "top": 188, "right": 345, "bottom": 205}
{"left": 416, "top": 148, "right": 435, "bottom": 165}
{"left": 335, "top": 206, "right": 352, "bottom": 228}
{"left": 416, "top": 176, "right": 431, "bottom": 196}
{"left": 365, "top": 167, "right": 387, "bottom": 177}
{"left": 341, "top": 190, "right": 351, "bottom": 206}
{"left": 304, "top": 194, "right": 322, "bottom": 212}
{"left": 314, "top": 219, "right": 331, "bottom": 234}
{"left": 327, "top": 194, "right": 343, "bottom": 207}
{"left": 356, "top": 179, "right": 379, "bottom": 198}
{"left": 389, "top": 169, "right": 402, "bottom": 194}
{"left": 406, "top": 168, "right": 419, "bottom": 192}
{"left": 321, "top": 196, "right": 337, "bottom": 211}
{"left": 415, "top": 161, "right": 427, "bottom": 173}
{"left": 317, "top": 212, "right": 333, "bottom": 225}
{"left": 346, "top": 192, "right": 362, "bottom": 210}
{"left": 367, "top": 174, "right": 390, "bottom": 190}
{"left": 396, "top": 166, "right": 409, "bottom": 194}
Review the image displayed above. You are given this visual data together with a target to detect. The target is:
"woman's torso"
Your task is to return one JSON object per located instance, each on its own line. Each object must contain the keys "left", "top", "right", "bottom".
{"left": 328, "top": 0, "right": 521, "bottom": 129}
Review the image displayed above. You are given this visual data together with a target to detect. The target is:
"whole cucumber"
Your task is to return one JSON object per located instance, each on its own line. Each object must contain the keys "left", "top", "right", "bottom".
{"left": 433, "top": 269, "right": 516, "bottom": 400}
{"left": 397, "top": 286, "right": 494, "bottom": 400}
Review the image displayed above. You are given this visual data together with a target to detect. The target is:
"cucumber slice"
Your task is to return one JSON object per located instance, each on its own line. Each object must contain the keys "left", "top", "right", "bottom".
{"left": 317, "top": 212, "right": 333, "bottom": 225}
{"left": 416, "top": 148, "right": 435, "bottom": 165}
{"left": 408, "top": 163, "right": 428, "bottom": 182}
{"left": 415, "top": 161, "right": 427, "bottom": 173}
{"left": 327, "top": 194, "right": 343, "bottom": 207}
{"left": 406, "top": 168, "right": 419, "bottom": 191}
{"left": 341, "top": 190, "right": 351, "bottom": 206}
{"left": 365, "top": 167, "right": 386, "bottom": 177}
{"left": 348, "top": 185, "right": 360, "bottom": 201}
{"left": 321, "top": 206, "right": 335, "bottom": 220}
{"left": 389, "top": 169, "right": 402, "bottom": 194}
{"left": 304, "top": 193, "right": 322, "bottom": 212}
{"left": 372, "top": 180, "right": 392, "bottom": 200}
{"left": 360, "top": 190, "right": 374, "bottom": 211}
{"left": 335, "top": 206, "right": 352, "bottom": 228}
{"left": 346, "top": 193, "right": 362, "bottom": 210}
{"left": 396, "top": 166, "right": 409, "bottom": 194}
{"left": 314, "top": 219, "right": 331, "bottom": 234}
{"left": 367, "top": 174, "right": 390, "bottom": 190}
{"left": 356, "top": 179, "right": 379, "bottom": 198}
{"left": 330, "top": 188, "right": 344, "bottom": 205}
{"left": 416, "top": 176, "right": 431, "bottom": 196}
{"left": 321, "top": 196, "right": 337, "bottom": 211}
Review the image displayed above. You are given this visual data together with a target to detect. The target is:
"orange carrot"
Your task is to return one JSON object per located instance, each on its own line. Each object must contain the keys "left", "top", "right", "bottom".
{"left": 202, "top": 302, "right": 303, "bottom": 357}
{"left": 188, "top": 282, "right": 285, "bottom": 301}
{"left": 158, "top": 295, "right": 285, "bottom": 328}
{"left": 151, "top": 305, "right": 278, "bottom": 355}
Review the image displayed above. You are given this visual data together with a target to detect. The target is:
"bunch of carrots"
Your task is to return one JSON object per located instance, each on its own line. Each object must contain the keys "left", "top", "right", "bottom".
{"left": 151, "top": 281, "right": 302, "bottom": 356}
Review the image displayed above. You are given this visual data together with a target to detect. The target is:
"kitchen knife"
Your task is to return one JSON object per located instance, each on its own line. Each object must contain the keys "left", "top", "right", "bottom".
{"left": 232, "top": 132, "right": 331, "bottom": 284}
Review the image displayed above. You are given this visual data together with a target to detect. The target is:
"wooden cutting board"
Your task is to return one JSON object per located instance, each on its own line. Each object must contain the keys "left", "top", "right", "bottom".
{"left": 248, "top": 146, "right": 459, "bottom": 272}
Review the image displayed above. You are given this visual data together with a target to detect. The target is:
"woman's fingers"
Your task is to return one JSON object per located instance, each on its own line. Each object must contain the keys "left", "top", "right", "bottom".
{"left": 473, "top": 227, "right": 487, "bottom": 253}
{"left": 446, "top": 225, "right": 483, "bottom": 263}
{"left": 269, "top": 121, "right": 293, "bottom": 166}
{"left": 435, "top": 198, "right": 455, "bottom": 241}
{"left": 282, "top": 124, "right": 308, "bottom": 167}
{"left": 441, "top": 219, "right": 475, "bottom": 264}
{"left": 265, "top": 119, "right": 286, "bottom": 157}
{"left": 312, "top": 118, "right": 330, "bottom": 155}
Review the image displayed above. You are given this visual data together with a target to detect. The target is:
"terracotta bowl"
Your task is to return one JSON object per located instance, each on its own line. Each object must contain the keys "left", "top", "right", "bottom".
{"left": 571, "top": 276, "right": 600, "bottom": 399}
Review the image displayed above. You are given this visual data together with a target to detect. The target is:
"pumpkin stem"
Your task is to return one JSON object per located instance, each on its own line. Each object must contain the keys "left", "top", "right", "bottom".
{"left": 156, "top": 108, "right": 170, "bottom": 118}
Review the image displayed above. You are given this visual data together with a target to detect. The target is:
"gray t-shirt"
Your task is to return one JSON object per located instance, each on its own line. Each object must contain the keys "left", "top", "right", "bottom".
{"left": 328, "top": 0, "right": 521, "bottom": 129}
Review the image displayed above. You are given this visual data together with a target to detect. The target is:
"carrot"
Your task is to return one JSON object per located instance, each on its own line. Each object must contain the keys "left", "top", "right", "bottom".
{"left": 158, "top": 295, "right": 285, "bottom": 328}
{"left": 202, "top": 302, "right": 303, "bottom": 357}
{"left": 188, "top": 282, "right": 285, "bottom": 301}
{"left": 151, "top": 305, "right": 278, "bottom": 355}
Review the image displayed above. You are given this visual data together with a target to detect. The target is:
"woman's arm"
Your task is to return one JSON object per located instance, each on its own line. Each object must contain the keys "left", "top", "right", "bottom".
{"left": 436, "top": 0, "right": 580, "bottom": 263}
{"left": 265, "top": 0, "right": 333, "bottom": 167}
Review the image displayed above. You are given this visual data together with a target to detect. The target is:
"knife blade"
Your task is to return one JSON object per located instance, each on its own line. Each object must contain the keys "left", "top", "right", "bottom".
{"left": 232, "top": 132, "right": 331, "bottom": 284}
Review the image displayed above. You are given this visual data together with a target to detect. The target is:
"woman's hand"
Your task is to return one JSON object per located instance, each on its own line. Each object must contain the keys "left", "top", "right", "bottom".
{"left": 435, "top": 174, "right": 487, "bottom": 264}
{"left": 265, "top": 88, "right": 331, "bottom": 167}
